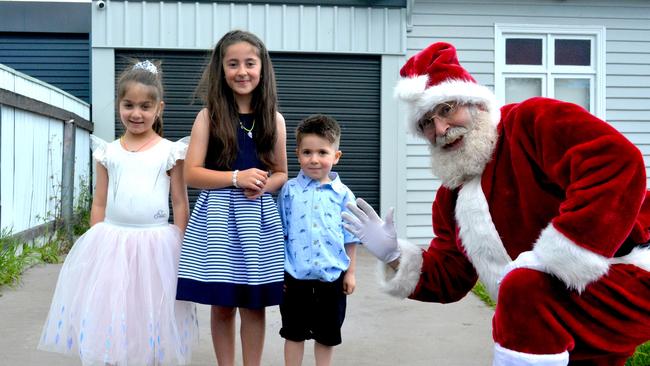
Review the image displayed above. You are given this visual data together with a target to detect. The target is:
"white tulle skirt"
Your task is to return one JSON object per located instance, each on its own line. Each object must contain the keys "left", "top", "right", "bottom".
{"left": 38, "top": 221, "right": 198, "bottom": 365}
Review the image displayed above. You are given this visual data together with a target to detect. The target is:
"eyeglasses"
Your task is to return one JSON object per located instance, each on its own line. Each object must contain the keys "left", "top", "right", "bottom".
{"left": 416, "top": 101, "right": 458, "bottom": 134}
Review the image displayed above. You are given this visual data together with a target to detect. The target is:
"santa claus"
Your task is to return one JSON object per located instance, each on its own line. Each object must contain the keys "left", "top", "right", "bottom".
{"left": 342, "top": 42, "right": 650, "bottom": 365}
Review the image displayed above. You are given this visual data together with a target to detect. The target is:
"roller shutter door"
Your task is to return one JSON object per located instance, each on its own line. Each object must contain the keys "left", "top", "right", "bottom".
{"left": 0, "top": 32, "right": 90, "bottom": 103}
{"left": 274, "top": 53, "right": 381, "bottom": 210}
{"left": 115, "top": 50, "right": 380, "bottom": 211}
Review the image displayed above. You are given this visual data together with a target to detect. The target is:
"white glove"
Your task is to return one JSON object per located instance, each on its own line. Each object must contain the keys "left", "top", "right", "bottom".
{"left": 498, "top": 250, "right": 547, "bottom": 286}
{"left": 342, "top": 198, "right": 400, "bottom": 263}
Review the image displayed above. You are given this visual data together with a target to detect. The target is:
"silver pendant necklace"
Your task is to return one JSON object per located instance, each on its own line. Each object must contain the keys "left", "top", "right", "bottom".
{"left": 239, "top": 119, "right": 255, "bottom": 138}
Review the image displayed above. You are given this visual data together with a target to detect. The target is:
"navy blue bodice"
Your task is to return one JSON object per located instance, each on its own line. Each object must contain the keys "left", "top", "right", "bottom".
{"left": 205, "top": 113, "right": 265, "bottom": 172}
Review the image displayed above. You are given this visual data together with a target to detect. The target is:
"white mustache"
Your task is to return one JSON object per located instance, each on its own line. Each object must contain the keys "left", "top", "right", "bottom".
{"left": 435, "top": 126, "right": 469, "bottom": 147}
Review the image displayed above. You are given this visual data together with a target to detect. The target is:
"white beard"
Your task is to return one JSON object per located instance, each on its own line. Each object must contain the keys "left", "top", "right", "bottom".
{"left": 429, "top": 111, "right": 497, "bottom": 189}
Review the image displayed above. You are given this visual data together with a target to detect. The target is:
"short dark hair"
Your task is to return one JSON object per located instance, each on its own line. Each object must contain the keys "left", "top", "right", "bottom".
{"left": 296, "top": 114, "right": 341, "bottom": 148}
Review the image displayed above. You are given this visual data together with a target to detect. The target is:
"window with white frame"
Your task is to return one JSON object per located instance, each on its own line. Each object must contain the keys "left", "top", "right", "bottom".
{"left": 494, "top": 25, "right": 605, "bottom": 118}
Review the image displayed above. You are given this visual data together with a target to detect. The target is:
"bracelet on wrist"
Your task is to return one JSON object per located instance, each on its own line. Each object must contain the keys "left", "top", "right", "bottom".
{"left": 232, "top": 169, "right": 239, "bottom": 188}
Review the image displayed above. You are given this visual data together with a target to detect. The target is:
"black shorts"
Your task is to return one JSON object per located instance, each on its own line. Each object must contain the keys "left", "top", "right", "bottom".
{"left": 279, "top": 272, "right": 347, "bottom": 346}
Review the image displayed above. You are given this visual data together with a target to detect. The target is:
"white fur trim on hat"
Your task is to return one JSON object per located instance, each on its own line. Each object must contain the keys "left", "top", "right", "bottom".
{"left": 393, "top": 74, "right": 429, "bottom": 103}
{"left": 377, "top": 239, "right": 423, "bottom": 298}
{"left": 533, "top": 225, "right": 610, "bottom": 293}
{"left": 394, "top": 77, "right": 501, "bottom": 136}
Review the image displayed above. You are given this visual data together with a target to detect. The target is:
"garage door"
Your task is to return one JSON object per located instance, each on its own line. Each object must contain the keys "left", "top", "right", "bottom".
{"left": 0, "top": 32, "right": 90, "bottom": 102}
{"left": 115, "top": 50, "right": 380, "bottom": 210}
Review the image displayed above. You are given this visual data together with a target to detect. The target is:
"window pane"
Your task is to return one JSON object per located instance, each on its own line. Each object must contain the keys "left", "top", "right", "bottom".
{"left": 506, "top": 38, "right": 542, "bottom": 65}
{"left": 505, "top": 78, "right": 542, "bottom": 104}
{"left": 555, "top": 78, "right": 590, "bottom": 110}
{"left": 555, "top": 39, "right": 590, "bottom": 66}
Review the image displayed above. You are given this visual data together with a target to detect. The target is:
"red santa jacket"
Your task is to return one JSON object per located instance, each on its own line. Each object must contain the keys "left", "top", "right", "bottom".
{"left": 383, "top": 97, "right": 650, "bottom": 303}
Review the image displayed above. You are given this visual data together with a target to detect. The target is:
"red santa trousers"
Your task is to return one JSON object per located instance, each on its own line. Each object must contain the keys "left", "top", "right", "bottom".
{"left": 493, "top": 264, "right": 650, "bottom": 366}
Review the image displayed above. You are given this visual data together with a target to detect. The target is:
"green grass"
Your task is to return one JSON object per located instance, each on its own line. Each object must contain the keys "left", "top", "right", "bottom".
{"left": 0, "top": 229, "right": 69, "bottom": 289}
{"left": 0, "top": 238, "right": 29, "bottom": 287}
{"left": 0, "top": 180, "right": 91, "bottom": 289}
{"left": 34, "top": 238, "right": 64, "bottom": 264}
{"left": 627, "top": 342, "right": 650, "bottom": 366}
{"left": 471, "top": 281, "right": 496, "bottom": 309}
{"left": 0, "top": 237, "right": 41, "bottom": 287}
{"left": 72, "top": 179, "right": 92, "bottom": 237}
{"left": 472, "top": 281, "right": 648, "bottom": 364}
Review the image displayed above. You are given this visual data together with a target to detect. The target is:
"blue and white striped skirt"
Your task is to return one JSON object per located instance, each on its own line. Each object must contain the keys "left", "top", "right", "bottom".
{"left": 176, "top": 189, "right": 285, "bottom": 308}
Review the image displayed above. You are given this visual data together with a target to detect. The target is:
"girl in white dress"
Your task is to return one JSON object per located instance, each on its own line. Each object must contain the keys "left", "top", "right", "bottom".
{"left": 38, "top": 60, "right": 198, "bottom": 365}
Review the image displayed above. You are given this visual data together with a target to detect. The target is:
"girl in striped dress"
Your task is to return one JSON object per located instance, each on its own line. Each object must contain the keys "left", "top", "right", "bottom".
{"left": 176, "top": 30, "right": 287, "bottom": 366}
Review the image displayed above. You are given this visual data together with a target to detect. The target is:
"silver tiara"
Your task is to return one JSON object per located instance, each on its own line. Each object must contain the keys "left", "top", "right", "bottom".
{"left": 133, "top": 60, "right": 158, "bottom": 74}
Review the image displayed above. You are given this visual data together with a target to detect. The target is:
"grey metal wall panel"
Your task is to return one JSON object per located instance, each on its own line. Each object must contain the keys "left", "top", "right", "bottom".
{"left": 115, "top": 50, "right": 381, "bottom": 210}
{"left": 0, "top": 33, "right": 91, "bottom": 103}
{"left": 0, "top": 2, "right": 90, "bottom": 33}
{"left": 93, "top": 1, "right": 405, "bottom": 55}
{"left": 104, "top": 0, "right": 406, "bottom": 7}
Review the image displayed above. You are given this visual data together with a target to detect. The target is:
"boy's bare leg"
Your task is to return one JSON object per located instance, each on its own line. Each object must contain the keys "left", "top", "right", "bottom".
{"left": 314, "top": 342, "right": 333, "bottom": 366}
{"left": 284, "top": 339, "right": 305, "bottom": 366}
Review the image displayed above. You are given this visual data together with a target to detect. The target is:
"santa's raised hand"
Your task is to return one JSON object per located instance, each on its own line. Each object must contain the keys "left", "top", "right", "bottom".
{"left": 343, "top": 198, "right": 400, "bottom": 263}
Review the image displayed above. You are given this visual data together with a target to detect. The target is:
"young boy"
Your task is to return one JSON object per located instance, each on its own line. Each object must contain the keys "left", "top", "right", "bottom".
{"left": 277, "top": 114, "right": 360, "bottom": 366}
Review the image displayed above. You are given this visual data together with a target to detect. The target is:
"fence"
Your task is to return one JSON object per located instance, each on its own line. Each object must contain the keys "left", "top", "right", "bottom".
{"left": 0, "top": 63, "right": 92, "bottom": 240}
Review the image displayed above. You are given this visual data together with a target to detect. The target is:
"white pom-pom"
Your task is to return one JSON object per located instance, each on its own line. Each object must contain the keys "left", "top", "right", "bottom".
{"left": 393, "top": 75, "right": 428, "bottom": 102}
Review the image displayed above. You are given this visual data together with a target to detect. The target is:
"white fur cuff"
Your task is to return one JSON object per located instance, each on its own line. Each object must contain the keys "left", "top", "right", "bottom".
{"left": 378, "top": 239, "right": 424, "bottom": 298}
{"left": 493, "top": 344, "right": 569, "bottom": 366}
{"left": 533, "top": 225, "right": 609, "bottom": 293}
{"left": 610, "top": 246, "right": 650, "bottom": 271}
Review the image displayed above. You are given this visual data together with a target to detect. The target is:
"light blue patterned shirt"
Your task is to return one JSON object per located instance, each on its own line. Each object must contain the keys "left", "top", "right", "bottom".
{"left": 277, "top": 170, "right": 360, "bottom": 282}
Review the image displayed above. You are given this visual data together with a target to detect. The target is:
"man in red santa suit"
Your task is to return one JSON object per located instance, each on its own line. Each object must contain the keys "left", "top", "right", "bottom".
{"left": 342, "top": 41, "right": 650, "bottom": 365}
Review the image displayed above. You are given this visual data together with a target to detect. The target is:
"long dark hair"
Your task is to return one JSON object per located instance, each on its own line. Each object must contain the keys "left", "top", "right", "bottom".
{"left": 117, "top": 59, "right": 164, "bottom": 136}
{"left": 196, "top": 30, "right": 278, "bottom": 169}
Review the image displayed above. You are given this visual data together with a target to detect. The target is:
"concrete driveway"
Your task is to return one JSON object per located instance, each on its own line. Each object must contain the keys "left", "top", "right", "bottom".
{"left": 0, "top": 250, "right": 494, "bottom": 365}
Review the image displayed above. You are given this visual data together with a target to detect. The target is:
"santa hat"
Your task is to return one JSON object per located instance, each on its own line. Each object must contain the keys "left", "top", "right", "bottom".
{"left": 394, "top": 42, "right": 500, "bottom": 135}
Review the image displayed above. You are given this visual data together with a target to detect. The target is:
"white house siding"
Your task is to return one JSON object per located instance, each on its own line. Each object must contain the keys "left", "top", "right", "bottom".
{"left": 404, "top": 0, "right": 650, "bottom": 245}
{"left": 0, "top": 64, "right": 91, "bottom": 234}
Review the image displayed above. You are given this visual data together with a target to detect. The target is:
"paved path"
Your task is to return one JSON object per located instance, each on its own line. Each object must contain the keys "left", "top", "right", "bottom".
{"left": 0, "top": 250, "right": 495, "bottom": 365}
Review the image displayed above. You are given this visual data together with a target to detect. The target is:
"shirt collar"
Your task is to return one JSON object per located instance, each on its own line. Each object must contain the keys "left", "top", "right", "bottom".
{"left": 297, "top": 170, "right": 345, "bottom": 194}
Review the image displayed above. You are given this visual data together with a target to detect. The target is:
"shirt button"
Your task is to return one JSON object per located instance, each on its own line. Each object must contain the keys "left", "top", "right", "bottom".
{"left": 313, "top": 223, "right": 318, "bottom": 228}
{"left": 313, "top": 240, "right": 319, "bottom": 245}
{"left": 314, "top": 205, "right": 319, "bottom": 209}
